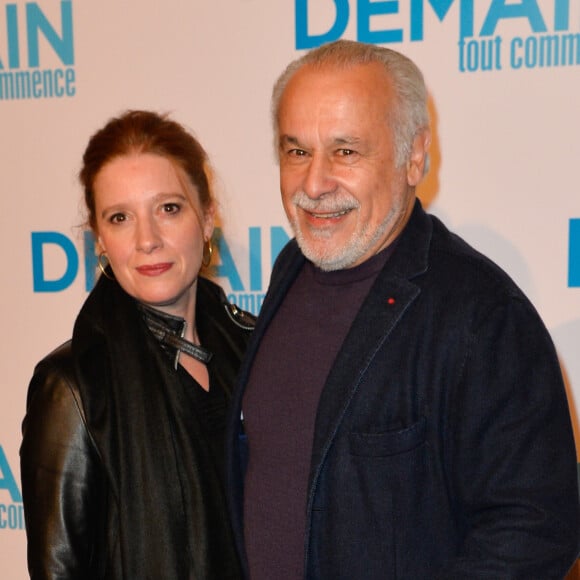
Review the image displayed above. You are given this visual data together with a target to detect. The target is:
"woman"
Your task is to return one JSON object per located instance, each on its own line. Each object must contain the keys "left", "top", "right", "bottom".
{"left": 20, "top": 110, "right": 254, "bottom": 579}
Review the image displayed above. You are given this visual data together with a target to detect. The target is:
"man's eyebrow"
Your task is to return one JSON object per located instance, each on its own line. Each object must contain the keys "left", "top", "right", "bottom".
{"left": 333, "top": 135, "right": 361, "bottom": 146}
{"left": 279, "top": 135, "right": 362, "bottom": 147}
{"left": 279, "top": 135, "right": 301, "bottom": 147}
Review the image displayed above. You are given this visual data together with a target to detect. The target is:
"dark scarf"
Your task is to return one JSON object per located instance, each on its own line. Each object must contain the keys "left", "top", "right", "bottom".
{"left": 71, "top": 274, "right": 246, "bottom": 579}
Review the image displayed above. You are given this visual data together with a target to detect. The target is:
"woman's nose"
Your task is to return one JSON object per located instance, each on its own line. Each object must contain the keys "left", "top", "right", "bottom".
{"left": 135, "top": 218, "right": 162, "bottom": 253}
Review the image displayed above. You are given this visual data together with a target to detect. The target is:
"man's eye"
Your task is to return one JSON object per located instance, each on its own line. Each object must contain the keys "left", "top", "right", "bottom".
{"left": 338, "top": 149, "right": 355, "bottom": 156}
{"left": 288, "top": 148, "right": 307, "bottom": 157}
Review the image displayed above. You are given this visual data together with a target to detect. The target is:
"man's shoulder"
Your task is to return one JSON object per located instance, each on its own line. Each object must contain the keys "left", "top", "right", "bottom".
{"left": 427, "top": 213, "right": 525, "bottom": 299}
{"left": 270, "top": 239, "right": 304, "bottom": 282}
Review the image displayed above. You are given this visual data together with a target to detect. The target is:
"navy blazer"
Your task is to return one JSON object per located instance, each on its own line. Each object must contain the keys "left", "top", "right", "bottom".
{"left": 225, "top": 201, "right": 579, "bottom": 579}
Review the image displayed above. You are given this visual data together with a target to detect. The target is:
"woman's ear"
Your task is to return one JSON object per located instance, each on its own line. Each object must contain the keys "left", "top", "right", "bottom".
{"left": 203, "top": 203, "right": 216, "bottom": 241}
{"left": 95, "top": 234, "right": 106, "bottom": 254}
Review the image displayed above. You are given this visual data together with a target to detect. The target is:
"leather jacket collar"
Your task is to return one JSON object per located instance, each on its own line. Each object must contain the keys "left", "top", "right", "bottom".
{"left": 137, "top": 304, "right": 213, "bottom": 369}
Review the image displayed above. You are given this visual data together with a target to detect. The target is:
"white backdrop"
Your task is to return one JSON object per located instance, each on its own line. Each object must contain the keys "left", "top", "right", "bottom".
{"left": 1, "top": 1, "right": 579, "bottom": 577}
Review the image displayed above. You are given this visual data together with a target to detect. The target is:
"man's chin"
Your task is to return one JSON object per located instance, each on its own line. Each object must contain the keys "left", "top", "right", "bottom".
{"left": 298, "top": 242, "right": 356, "bottom": 272}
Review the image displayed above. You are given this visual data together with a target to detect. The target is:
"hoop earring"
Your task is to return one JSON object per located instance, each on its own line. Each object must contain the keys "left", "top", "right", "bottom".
{"left": 98, "top": 252, "right": 114, "bottom": 280}
{"left": 202, "top": 238, "right": 213, "bottom": 268}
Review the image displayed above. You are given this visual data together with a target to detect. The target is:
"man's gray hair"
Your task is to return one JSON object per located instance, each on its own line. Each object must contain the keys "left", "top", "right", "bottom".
{"left": 271, "top": 39, "right": 429, "bottom": 168}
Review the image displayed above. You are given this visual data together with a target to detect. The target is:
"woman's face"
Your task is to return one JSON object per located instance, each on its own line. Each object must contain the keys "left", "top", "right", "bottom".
{"left": 93, "top": 152, "right": 213, "bottom": 320}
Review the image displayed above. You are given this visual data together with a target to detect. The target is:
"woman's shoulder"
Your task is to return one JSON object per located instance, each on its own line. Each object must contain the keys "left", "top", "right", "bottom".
{"left": 31, "top": 340, "right": 75, "bottom": 386}
{"left": 27, "top": 340, "right": 85, "bottom": 421}
{"left": 198, "top": 277, "right": 256, "bottom": 331}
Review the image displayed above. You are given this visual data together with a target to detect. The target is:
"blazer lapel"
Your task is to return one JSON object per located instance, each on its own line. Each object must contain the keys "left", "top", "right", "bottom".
{"left": 307, "top": 200, "right": 433, "bottom": 493}
{"left": 308, "top": 273, "right": 421, "bottom": 482}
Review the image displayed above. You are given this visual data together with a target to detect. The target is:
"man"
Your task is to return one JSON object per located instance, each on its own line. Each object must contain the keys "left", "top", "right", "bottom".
{"left": 225, "top": 39, "right": 580, "bottom": 579}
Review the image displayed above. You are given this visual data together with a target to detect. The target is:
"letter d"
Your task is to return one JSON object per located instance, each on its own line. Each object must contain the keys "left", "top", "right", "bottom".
{"left": 295, "top": 0, "right": 349, "bottom": 49}
{"left": 569, "top": 219, "right": 580, "bottom": 287}
{"left": 31, "top": 231, "right": 78, "bottom": 292}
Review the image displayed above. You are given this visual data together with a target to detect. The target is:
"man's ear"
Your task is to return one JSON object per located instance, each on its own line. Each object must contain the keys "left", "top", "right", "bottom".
{"left": 407, "top": 128, "right": 431, "bottom": 187}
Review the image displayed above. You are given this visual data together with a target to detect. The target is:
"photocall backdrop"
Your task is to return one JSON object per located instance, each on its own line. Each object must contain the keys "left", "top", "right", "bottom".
{"left": 1, "top": 1, "right": 579, "bottom": 577}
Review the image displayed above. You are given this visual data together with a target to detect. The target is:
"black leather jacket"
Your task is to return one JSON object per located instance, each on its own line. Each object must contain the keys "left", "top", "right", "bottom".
{"left": 20, "top": 276, "right": 254, "bottom": 579}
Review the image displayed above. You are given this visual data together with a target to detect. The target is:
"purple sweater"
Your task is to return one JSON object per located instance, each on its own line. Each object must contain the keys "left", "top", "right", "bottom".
{"left": 242, "top": 247, "right": 393, "bottom": 580}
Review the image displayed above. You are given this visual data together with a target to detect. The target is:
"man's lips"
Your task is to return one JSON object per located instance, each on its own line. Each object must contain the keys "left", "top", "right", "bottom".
{"left": 136, "top": 263, "right": 172, "bottom": 276}
{"left": 302, "top": 207, "right": 354, "bottom": 224}
{"left": 306, "top": 208, "right": 352, "bottom": 218}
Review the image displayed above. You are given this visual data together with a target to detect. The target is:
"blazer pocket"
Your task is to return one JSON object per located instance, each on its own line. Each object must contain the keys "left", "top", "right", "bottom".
{"left": 349, "top": 416, "right": 426, "bottom": 457}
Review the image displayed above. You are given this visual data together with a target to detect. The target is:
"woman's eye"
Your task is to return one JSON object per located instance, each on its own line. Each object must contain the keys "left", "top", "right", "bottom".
{"left": 109, "top": 213, "right": 126, "bottom": 224}
{"left": 162, "top": 203, "right": 181, "bottom": 214}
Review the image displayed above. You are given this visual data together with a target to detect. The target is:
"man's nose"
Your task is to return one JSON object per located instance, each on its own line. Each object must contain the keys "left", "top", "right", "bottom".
{"left": 302, "top": 154, "right": 337, "bottom": 199}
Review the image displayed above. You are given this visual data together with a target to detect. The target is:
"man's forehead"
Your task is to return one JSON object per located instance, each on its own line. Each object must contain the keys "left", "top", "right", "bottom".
{"left": 281, "top": 63, "right": 393, "bottom": 110}
{"left": 293, "top": 61, "right": 391, "bottom": 87}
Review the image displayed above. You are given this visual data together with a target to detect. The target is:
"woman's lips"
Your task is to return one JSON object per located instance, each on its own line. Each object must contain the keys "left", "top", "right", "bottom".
{"left": 136, "top": 263, "right": 172, "bottom": 276}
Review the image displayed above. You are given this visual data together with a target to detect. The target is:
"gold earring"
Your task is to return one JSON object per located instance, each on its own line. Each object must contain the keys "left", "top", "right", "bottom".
{"left": 202, "top": 238, "right": 213, "bottom": 268}
{"left": 98, "top": 252, "right": 114, "bottom": 280}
